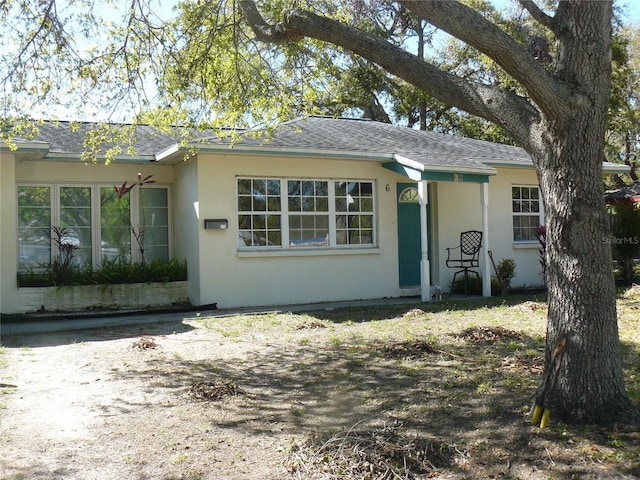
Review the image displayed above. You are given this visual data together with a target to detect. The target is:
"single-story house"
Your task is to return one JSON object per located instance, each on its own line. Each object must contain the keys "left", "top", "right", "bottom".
{"left": 605, "top": 181, "right": 640, "bottom": 204}
{"left": 0, "top": 116, "right": 627, "bottom": 314}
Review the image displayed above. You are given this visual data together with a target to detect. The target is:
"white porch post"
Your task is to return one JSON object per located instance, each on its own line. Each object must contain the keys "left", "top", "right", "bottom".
{"left": 480, "top": 182, "right": 491, "bottom": 297}
{"left": 418, "top": 180, "right": 431, "bottom": 302}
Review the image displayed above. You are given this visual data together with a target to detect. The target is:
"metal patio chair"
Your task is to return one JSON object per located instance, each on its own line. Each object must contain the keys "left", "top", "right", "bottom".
{"left": 446, "top": 230, "right": 483, "bottom": 296}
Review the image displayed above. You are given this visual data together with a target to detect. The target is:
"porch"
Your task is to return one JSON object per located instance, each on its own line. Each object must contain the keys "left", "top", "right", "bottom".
{"left": 383, "top": 155, "right": 495, "bottom": 301}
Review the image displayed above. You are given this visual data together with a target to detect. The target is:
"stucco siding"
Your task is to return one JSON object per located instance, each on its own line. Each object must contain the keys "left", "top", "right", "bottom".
{"left": 1, "top": 146, "right": 548, "bottom": 315}
{"left": 173, "top": 159, "right": 202, "bottom": 306}
{"left": 434, "top": 181, "right": 486, "bottom": 289}
{"left": 15, "top": 159, "right": 174, "bottom": 184}
{"left": 1, "top": 152, "right": 18, "bottom": 313}
{"left": 192, "top": 152, "right": 403, "bottom": 308}
{"left": 487, "top": 167, "right": 544, "bottom": 288}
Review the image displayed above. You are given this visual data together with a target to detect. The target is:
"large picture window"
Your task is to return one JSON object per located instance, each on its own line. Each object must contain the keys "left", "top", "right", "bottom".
{"left": 512, "top": 185, "right": 543, "bottom": 242}
{"left": 237, "top": 177, "right": 376, "bottom": 249}
{"left": 17, "top": 183, "right": 170, "bottom": 270}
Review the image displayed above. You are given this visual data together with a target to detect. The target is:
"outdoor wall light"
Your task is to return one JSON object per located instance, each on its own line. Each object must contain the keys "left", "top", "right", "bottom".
{"left": 204, "top": 219, "right": 228, "bottom": 230}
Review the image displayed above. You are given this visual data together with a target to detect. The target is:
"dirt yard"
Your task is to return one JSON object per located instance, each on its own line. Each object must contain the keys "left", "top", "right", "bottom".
{"left": 1, "top": 298, "right": 639, "bottom": 479}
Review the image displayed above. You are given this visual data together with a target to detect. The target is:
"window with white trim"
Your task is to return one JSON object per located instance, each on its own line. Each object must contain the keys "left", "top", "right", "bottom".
{"left": 237, "top": 177, "right": 376, "bottom": 249}
{"left": 335, "top": 181, "right": 374, "bottom": 245}
{"left": 288, "top": 180, "right": 330, "bottom": 247}
{"left": 237, "top": 178, "right": 282, "bottom": 247}
{"left": 18, "top": 186, "right": 52, "bottom": 269}
{"left": 512, "top": 185, "right": 543, "bottom": 241}
{"left": 17, "top": 183, "right": 171, "bottom": 271}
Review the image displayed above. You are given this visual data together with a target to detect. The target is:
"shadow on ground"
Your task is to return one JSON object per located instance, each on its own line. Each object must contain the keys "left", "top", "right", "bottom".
{"left": 0, "top": 318, "right": 195, "bottom": 348}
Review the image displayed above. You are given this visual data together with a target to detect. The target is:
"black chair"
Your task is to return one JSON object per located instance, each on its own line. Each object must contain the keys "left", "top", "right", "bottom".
{"left": 446, "top": 230, "right": 483, "bottom": 296}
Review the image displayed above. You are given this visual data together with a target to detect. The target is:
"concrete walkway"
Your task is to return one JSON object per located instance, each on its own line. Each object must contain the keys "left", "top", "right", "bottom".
{"left": 1, "top": 296, "right": 425, "bottom": 336}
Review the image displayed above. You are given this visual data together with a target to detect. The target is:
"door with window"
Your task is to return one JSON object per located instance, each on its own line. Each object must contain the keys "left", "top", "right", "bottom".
{"left": 397, "top": 183, "right": 432, "bottom": 287}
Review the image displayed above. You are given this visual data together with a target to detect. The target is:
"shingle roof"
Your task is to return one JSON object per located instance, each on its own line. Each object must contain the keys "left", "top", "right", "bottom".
{"left": 9, "top": 116, "right": 627, "bottom": 177}
{"left": 28, "top": 121, "right": 184, "bottom": 156}
{"left": 204, "top": 116, "right": 529, "bottom": 172}
{"left": 15, "top": 116, "right": 532, "bottom": 172}
{"left": 605, "top": 182, "right": 640, "bottom": 203}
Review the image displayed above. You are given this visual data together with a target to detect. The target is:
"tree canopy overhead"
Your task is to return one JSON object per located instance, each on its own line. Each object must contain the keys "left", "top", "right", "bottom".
{"left": 2, "top": 0, "right": 640, "bottom": 426}
{"left": 0, "top": 1, "right": 637, "bottom": 140}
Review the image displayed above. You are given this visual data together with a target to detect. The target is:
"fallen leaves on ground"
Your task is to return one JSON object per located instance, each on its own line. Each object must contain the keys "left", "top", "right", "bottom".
{"left": 457, "top": 326, "right": 524, "bottom": 345}
{"left": 286, "top": 421, "right": 464, "bottom": 480}
{"left": 187, "top": 380, "right": 241, "bottom": 401}
{"left": 131, "top": 337, "right": 158, "bottom": 350}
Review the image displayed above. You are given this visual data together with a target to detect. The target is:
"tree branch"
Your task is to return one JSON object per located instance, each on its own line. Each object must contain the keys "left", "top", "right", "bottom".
{"left": 518, "top": 0, "right": 557, "bottom": 31}
{"left": 239, "top": 1, "right": 537, "bottom": 144}
{"left": 398, "top": 0, "right": 579, "bottom": 121}
{"left": 237, "top": 0, "right": 296, "bottom": 43}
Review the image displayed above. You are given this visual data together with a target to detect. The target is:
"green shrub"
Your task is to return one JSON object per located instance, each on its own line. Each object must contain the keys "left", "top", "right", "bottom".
{"left": 17, "top": 257, "right": 187, "bottom": 287}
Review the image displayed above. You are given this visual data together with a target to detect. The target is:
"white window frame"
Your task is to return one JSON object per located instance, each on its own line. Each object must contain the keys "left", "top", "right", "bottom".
{"left": 236, "top": 177, "right": 377, "bottom": 251}
{"left": 17, "top": 182, "right": 172, "bottom": 270}
{"left": 512, "top": 184, "right": 544, "bottom": 244}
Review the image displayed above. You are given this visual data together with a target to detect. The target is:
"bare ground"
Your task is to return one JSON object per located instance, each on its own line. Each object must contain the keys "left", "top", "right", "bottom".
{"left": 1, "top": 297, "right": 639, "bottom": 479}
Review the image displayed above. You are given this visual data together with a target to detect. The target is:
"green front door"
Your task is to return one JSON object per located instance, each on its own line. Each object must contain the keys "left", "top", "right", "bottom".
{"left": 397, "top": 183, "right": 422, "bottom": 286}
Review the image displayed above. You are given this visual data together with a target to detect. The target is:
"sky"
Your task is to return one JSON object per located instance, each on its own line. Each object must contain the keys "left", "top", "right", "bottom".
{"left": 490, "top": 0, "right": 640, "bottom": 23}
{"left": 7, "top": 0, "right": 640, "bottom": 123}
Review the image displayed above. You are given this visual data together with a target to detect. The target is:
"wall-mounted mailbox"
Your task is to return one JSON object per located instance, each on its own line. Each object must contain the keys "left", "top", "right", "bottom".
{"left": 204, "top": 219, "right": 228, "bottom": 230}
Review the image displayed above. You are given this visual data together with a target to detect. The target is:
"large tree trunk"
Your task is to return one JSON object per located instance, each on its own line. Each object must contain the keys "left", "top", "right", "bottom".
{"left": 528, "top": 1, "right": 640, "bottom": 425}
{"left": 532, "top": 119, "right": 640, "bottom": 424}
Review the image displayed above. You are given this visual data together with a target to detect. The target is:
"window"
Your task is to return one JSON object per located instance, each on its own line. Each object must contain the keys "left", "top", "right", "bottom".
{"left": 60, "top": 186, "right": 92, "bottom": 265}
{"left": 335, "top": 181, "right": 374, "bottom": 245}
{"left": 100, "top": 186, "right": 132, "bottom": 261}
{"left": 512, "top": 185, "right": 543, "bottom": 241}
{"left": 399, "top": 187, "right": 419, "bottom": 203}
{"left": 288, "top": 180, "right": 329, "bottom": 247}
{"left": 237, "top": 178, "right": 282, "bottom": 247}
{"left": 140, "top": 188, "right": 170, "bottom": 262}
{"left": 17, "top": 183, "right": 170, "bottom": 271}
{"left": 18, "top": 186, "right": 52, "bottom": 270}
{"left": 237, "top": 177, "right": 376, "bottom": 249}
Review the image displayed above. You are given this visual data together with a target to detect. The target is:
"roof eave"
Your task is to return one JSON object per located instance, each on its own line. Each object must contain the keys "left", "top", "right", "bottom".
{"left": 392, "top": 153, "right": 497, "bottom": 176}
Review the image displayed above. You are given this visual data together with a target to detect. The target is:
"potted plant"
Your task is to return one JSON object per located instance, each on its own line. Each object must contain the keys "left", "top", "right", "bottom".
{"left": 496, "top": 258, "right": 516, "bottom": 297}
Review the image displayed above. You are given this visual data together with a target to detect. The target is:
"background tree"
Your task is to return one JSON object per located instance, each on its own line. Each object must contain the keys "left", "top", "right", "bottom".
{"left": 2, "top": 0, "right": 640, "bottom": 426}
{"left": 609, "top": 201, "right": 640, "bottom": 281}
{"left": 607, "top": 22, "right": 640, "bottom": 185}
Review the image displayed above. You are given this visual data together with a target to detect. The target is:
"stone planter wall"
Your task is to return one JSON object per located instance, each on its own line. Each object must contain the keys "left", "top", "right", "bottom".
{"left": 16, "top": 281, "right": 190, "bottom": 313}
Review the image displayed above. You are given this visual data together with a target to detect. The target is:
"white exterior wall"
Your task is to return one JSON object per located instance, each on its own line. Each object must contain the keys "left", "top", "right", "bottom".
{"left": 189, "top": 152, "right": 404, "bottom": 309}
{"left": 435, "top": 181, "right": 486, "bottom": 289}
{"left": 0, "top": 159, "right": 175, "bottom": 314}
{"left": 15, "top": 159, "right": 174, "bottom": 185}
{"left": 433, "top": 167, "right": 544, "bottom": 291}
{"left": 486, "top": 167, "right": 544, "bottom": 288}
{"left": 1, "top": 150, "right": 546, "bottom": 314}
{"left": 0, "top": 152, "right": 17, "bottom": 315}
{"left": 173, "top": 159, "right": 202, "bottom": 306}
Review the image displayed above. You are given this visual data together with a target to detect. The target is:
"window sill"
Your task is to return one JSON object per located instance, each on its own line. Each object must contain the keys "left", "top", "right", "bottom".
{"left": 512, "top": 241, "right": 539, "bottom": 249}
{"left": 237, "top": 247, "right": 381, "bottom": 258}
